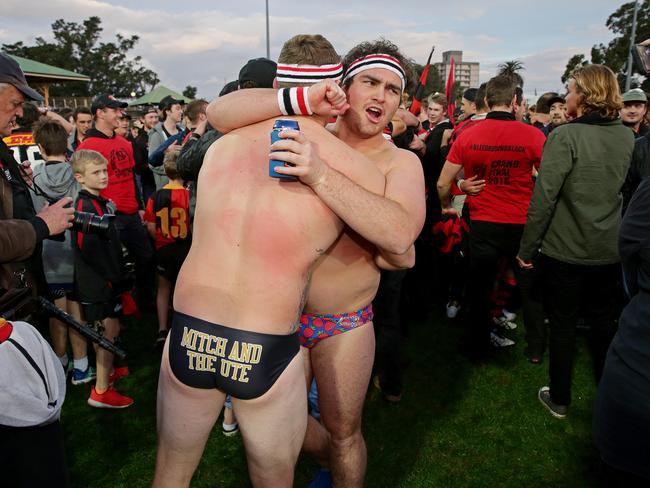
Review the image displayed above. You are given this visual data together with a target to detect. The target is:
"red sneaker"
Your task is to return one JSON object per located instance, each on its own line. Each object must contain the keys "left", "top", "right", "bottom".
{"left": 109, "top": 366, "right": 130, "bottom": 384}
{"left": 88, "top": 386, "right": 134, "bottom": 409}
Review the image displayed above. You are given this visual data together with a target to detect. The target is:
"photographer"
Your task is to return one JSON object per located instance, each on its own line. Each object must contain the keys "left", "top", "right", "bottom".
{"left": 1, "top": 53, "right": 71, "bottom": 487}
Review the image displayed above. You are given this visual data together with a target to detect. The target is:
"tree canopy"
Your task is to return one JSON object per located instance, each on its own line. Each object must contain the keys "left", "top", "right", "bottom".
{"left": 563, "top": 1, "right": 650, "bottom": 90}
{"left": 2, "top": 16, "right": 159, "bottom": 98}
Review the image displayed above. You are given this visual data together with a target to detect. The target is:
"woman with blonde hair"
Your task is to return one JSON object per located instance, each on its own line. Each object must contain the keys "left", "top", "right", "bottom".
{"left": 517, "top": 64, "right": 635, "bottom": 418}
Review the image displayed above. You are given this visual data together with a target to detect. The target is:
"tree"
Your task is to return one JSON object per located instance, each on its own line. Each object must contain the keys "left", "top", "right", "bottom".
{"left": 562, "top": 54, "right": 589, "bottom": 84}
{"left": 563, "top": 1, "right": 650, "bottom": 90}
{"left": 497, "top": 60, "right": 525, "bottom": 88}
{"left": 2, "top": 16, "right": 159, "bottom": 97}
{"left": 182, "top": 85, "right": 197, "bottom": 99}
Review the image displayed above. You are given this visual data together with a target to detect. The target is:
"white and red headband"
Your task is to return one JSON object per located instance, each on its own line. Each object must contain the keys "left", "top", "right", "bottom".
{"left": 275, "top": 63, "right": 344, "bottom": 84}
{"left": 342, "top": 54, "right": 406, "bottom": 91}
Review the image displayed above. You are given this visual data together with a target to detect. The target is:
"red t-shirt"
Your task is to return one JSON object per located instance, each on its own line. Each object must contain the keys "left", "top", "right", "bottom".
{"left": 77, "top": 129, "right": 139, "bottom": 214}
{"left": 447, "top": 114, "right": 545, "bottom": 224}
{"left": 144, "top": 183, "right": 191, "bottom": 250}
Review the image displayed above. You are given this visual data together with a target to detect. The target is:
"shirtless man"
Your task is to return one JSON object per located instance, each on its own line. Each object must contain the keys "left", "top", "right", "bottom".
{"left": 208, "top": 39, "right": 426, "bottom": 487}
{"left": 153, "top": 35, "right": 400, "bottom": 488}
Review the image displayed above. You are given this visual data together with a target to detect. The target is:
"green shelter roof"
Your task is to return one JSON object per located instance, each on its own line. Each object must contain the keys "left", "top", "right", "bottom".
{"left": 7, "top": 54, "right": 90, "bottom": 82}
{"left": 129, "top": 85, "right": 192, "bottom": 106}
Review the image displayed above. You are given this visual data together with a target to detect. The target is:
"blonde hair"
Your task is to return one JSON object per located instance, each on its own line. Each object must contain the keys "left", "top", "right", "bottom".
{"left": 426, "top": 93, "right": 448, "bottom": 111}
{"left": 163, "top": 150, "right": 180, "bottom": 180}
{"left": 571, "top": 64, "right": 623, "bottom": 119}
{"left": 71, "top": 149, "right": 107, "bottom": 175}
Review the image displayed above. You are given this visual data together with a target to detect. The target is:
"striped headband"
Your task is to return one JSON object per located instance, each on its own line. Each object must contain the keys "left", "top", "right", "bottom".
{"left": 342, "top": 54, "right": 406, "bottom": 91}
{"left": 276, "top": 63, "right": 344, "bottom": 84}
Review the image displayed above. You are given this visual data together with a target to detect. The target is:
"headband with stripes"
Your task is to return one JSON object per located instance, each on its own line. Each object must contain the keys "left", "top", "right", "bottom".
{"left": 276, "top": 63, "right": 344, "bottom": 84}
{"left": 342, "top": 54, "right": 406, "bottom": 91}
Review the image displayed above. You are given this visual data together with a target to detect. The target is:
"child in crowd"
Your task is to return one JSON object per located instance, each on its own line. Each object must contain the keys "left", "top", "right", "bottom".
{"left": 143, "top": 151, "right": 191, "bottom": 346}
{"left": 30, "top": 119, "right": 93, "bottom": 384}
{"left": 72, "top": 149, "right": 133, "bottom": 409}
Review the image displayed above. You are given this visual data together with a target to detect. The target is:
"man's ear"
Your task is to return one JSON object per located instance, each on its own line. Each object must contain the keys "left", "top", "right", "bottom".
{"left": 273, "top": 78, "right": 278, "bottom": 89}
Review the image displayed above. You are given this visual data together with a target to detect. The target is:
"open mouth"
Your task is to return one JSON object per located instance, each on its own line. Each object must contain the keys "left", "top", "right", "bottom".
{"left": 366, "top": 107, "right": 383, "bottom": 124}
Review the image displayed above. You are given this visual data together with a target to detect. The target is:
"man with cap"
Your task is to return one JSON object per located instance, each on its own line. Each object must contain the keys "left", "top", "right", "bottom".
{"left": 0, "top": 53, "right": 74, "bottom": 294}
{"left": 176, "top": 57, "right": 277, "bottom": 183}
{"left": 149, "top": 95, "right": 185, "bottom": 189}
{"left": 77, "top": 94, "right": 154, "bottom": 308}
{"left": 547, "top": 93, "right": 568, "bottom": 131}
{"left": 620, "top": 88, "right": 649, "bottom": 138}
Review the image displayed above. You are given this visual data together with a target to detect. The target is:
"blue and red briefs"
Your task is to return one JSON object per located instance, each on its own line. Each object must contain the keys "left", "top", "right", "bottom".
{"left": 299, "top": 304, "right": 374, "bottom": 349}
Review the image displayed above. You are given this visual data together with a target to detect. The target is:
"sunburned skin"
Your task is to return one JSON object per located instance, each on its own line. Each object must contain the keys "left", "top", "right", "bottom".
{"left": 174, "top": 116, "right": 385, "bottom": 335}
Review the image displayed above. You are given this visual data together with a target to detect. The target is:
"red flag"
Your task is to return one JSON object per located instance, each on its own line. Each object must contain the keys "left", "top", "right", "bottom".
{"left": 409, "top": 45, "right": 435, "bottom": 115}
{"left": 445, "top": 56, "right": 456, "bottom": 124}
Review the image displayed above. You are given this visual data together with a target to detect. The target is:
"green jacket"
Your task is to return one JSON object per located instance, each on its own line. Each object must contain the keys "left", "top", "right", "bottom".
{"left": 519, "top": 115, "right": 634, "bottom": 265}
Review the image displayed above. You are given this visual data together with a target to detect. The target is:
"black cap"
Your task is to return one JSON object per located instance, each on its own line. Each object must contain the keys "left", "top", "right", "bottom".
{"left": 535, "top": 92, "right": 559, "bottom": 114}
{"left": 219, "top": 80, "right": 239, "bottom": 97}
{"left": 0, "top": 52, "right": 44, "bottom": 102}
{"left": 91, "top": 94, "right": 128, "bottom": 116}
{"left": 238, "top": 58, "right": 277, "bottom": 89}
{"left": 142, "top": 105, "right": 158, "bottom": 115}
{"left": 158, "top": 95, "right": 185, "bottom": 110}
{"left": 547, "top": 94, "right": 565, "bottom": 107}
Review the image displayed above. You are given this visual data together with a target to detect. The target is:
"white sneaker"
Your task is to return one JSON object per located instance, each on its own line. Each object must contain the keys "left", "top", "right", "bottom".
{"left": 446, "top": 301, "right": 460, "bottom": 319}
{"left": 502, "top": 309, "right": 517, "bottom": 322}
{"left": 492, "top": 315, "right": 517, "bottom": 330}
{"left": 490, "top": 330, "right": 515, "bottom": 347}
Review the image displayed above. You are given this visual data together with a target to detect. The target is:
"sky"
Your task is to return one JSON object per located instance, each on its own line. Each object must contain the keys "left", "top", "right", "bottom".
{"left": 0, "top": 0, "right": 621, "bottom": 100}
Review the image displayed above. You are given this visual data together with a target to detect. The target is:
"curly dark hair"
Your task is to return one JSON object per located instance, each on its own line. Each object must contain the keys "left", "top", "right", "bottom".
{"left": 342, "top": 38, "right": 415, "bottom": 93}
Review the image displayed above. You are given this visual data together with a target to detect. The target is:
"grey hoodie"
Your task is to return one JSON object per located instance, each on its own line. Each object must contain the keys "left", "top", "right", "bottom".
{"left": 31, "top": 161, "right": 80, "bottom": 285}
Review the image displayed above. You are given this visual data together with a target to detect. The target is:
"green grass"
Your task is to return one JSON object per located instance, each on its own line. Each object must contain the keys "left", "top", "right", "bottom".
{"left": 61, "top": 310, "right": 600, "bottom": 487}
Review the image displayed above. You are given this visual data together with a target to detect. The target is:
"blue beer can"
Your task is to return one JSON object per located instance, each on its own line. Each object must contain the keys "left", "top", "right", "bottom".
{"left": 269, "top": 119, "right": 299, "bottom": 181}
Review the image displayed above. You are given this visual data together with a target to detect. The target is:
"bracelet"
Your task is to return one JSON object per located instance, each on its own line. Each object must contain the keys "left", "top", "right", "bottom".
{"left": 457, "top": 179, "right": 465, "bottom": 192}
{"left": 277, "top": 87, "right": 313, "bottom": 116}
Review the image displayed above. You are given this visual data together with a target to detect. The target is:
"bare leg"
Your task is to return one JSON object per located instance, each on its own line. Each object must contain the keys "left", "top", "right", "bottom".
{"left": 95, "top": 317, "right": 120, "bottom": 393}
{"left": 156, "top": 274, "right": 172, "bottom": 332}
{"left": 310, "top": 324, "right": 375, "bottom": 488}
{"left": 234, "top": 353, "right": 308, "bottom": 488}
{"left": 153, "top": 338, "right": 224, "bottom": 488}
{"left": 66, "top": 299, "right": 88, "bottom": 361}
{"left": 49, "top": 297, "right": 68, "bottom": 358}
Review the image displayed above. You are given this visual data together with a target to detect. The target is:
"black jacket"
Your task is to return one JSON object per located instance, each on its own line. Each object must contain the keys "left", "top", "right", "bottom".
{"left": 622, "top": 135, "right": 650, "bottom": 213}
{"left": 73, "top": 190, "right": 124, "bottom": 304}
{"left": 176, "top": 128, "right": 223, "bottom": 182}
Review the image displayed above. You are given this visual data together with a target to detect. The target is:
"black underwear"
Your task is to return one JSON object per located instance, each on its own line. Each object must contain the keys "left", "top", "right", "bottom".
{"left": 168, "top": 312, "right": 300, "bottom": 400}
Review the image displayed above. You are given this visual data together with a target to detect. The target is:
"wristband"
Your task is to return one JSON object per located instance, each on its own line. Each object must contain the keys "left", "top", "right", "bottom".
{"left": 457, "top": 179, "right": 465, "bottom": 192}
{"left": 277, "top": 87, "right": 313, "bottom": 116}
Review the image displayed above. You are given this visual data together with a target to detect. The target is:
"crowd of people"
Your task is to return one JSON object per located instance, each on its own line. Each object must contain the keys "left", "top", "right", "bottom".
{"left": 1, "top": 30, "right": 649, "bottom": 487}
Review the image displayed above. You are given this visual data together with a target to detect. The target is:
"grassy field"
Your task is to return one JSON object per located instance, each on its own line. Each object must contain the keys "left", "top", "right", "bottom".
{"left": 60, "top": 309, "right": 601, "bottom": 487}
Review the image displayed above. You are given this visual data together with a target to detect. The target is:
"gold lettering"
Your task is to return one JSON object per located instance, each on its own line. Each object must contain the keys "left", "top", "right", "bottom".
{"left": 196, "top": 332, "right": 209, "bottom": 353}
{"left": 229, "top": 362, "right": 244, "bottom": 380}
{"left": 181, "top": 327, "right": 196, "bottom": 350}
{"left": 228, "top": 341, "right": 240, "bottom": 361}
{"left": 238, "top": 364, "right": 252, "bottom": 383}
{"left": 205, "top": 335, "right": 217, "bottom": 355}
{"left": 187, "top": 350, "right": 198, "bottom": 370}
{"left": 220, "top": 357, "right": 231, "bottom": 378}
{"left": 247, "top": 344, "right": 263, "bottom": 364}
{"left": 215, "top": 337, "right": 228, "bottom": 357}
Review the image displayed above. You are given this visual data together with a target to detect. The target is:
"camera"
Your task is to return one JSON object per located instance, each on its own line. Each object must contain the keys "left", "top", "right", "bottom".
{"left": 72, "top": 211, "right": 114, "bottom": 236}
{"left": 632, "top": 43, "right": 650, "bottom": 76}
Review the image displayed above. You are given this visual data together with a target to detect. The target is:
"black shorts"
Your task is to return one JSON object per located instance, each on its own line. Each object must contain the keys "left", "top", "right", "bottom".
{"left": 81, "top": 297, "right": 122, "bottom": 323}
{"left": 168, "top": 312, "right": 300, "bottom": 400}
{"left": 156, "top": 240, "right": 191, "bottom": 281}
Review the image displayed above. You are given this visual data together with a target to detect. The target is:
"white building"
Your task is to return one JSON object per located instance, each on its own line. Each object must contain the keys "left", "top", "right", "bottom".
{"left": 433, "top": 51, "right": 480, "bottom": 90}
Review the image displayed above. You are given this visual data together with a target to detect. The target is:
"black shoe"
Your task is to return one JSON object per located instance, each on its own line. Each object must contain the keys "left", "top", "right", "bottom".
{"left": 538, "top": 386, "right": 567, "bottom": 419}
{"left": 154, "top": 329, "right": 169, "bottom": 348}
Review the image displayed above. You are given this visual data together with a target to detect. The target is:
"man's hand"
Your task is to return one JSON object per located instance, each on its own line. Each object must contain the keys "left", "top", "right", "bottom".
{"left": 165, "top": 141, "right": 182, "bottom": 154}
{"left": 459, "top": 175, "right": 485, "bottom": 196}
{"left": 37, "top": 197, "right": 74, "bottom": 235}
{"left": 516, "top": 255, "right": 534, "bottom": 269}
{"left": 441, "top": 206, "right": 458, "bottom": 216}
{"left": 19, "top": 161, "right": 34, "bottom": 187}
{"left": 307, "top": 80, "right": 350, "bottom": 117}
{"left": 269, "top": 130, "right": 328, "bottom": 186}
{"left": 408, "top": 136, "right": 425, "bottom": 154}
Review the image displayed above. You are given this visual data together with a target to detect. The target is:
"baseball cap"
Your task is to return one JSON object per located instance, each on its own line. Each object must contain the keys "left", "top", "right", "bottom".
{"left": 535, "top": 92, "right": 559, "bottom": 114}
{"left": 142, "top": 105, "right": 158, "bottom": 115}
{"left": 547, "top": 94, "right": 565, "bottom": 106}
{"left": 622, "top": 88, "right": 648, "bottom": 103}
{"left": 0, "top": 52, "right": 44, "bottom": 102}
{"left": 158, "top": 95, "right": 185, "bottom": 110}
{"left": 238, "top": 58, "right": 277, "bottom": 89}
{"left": 91, "top": 94, "right": 128, "bottom": 115}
